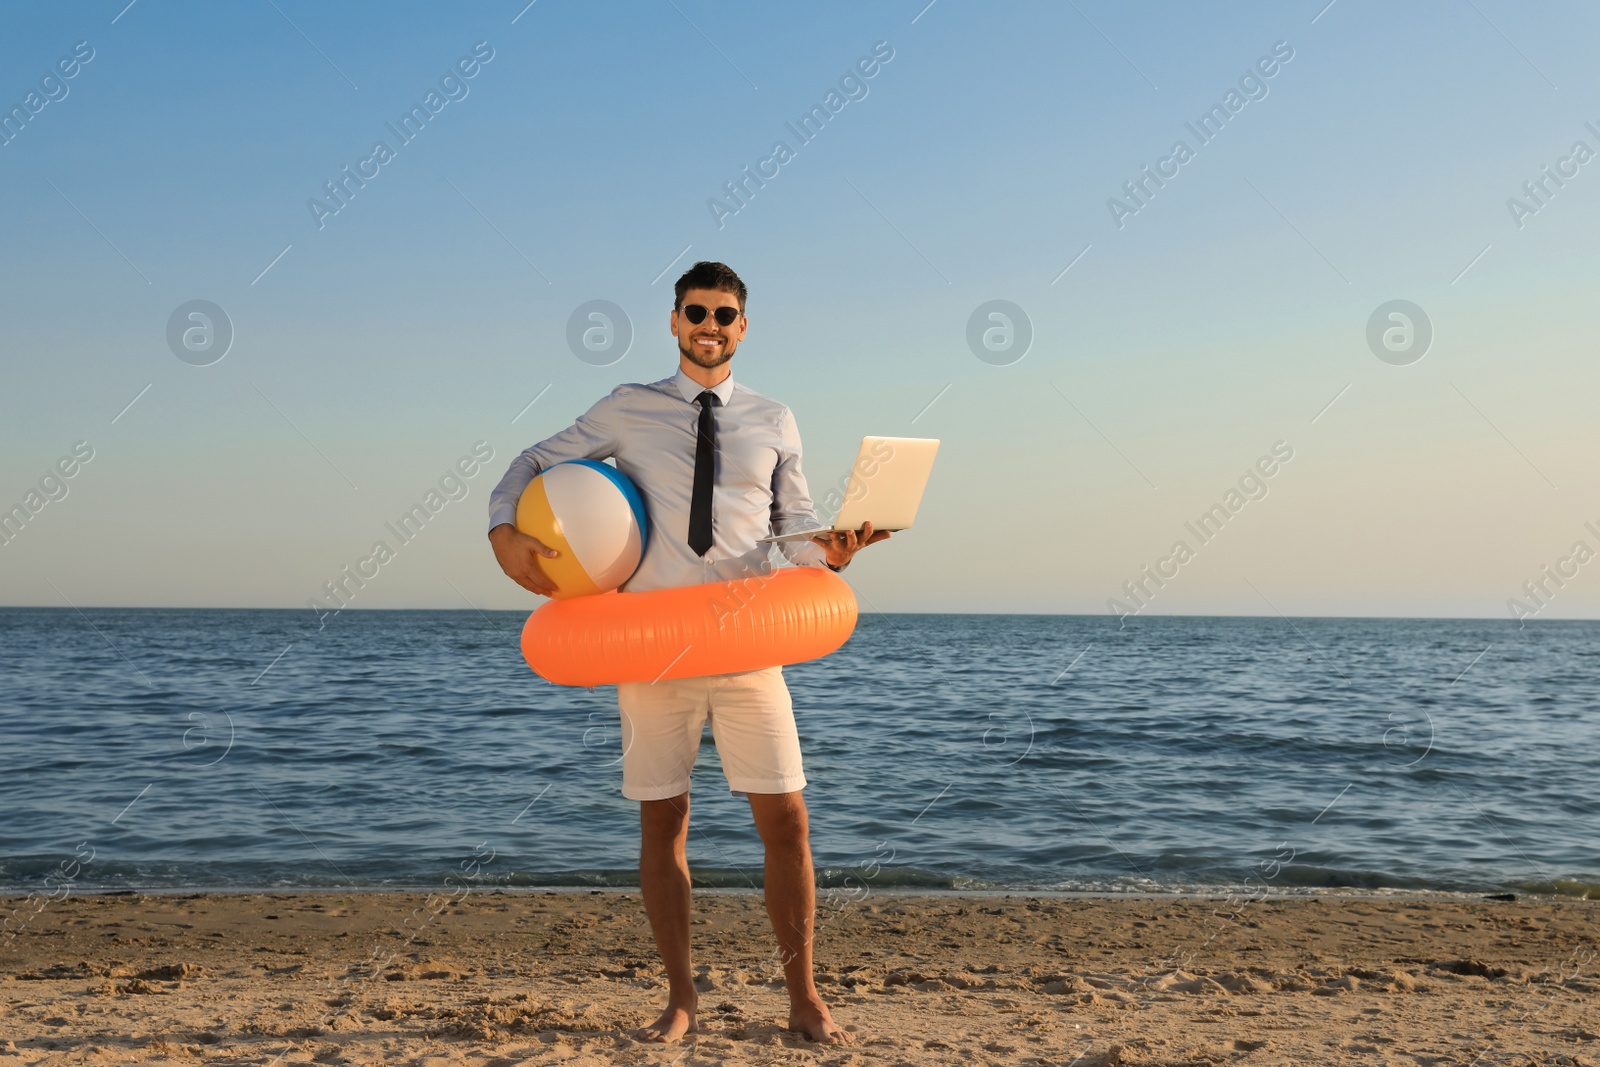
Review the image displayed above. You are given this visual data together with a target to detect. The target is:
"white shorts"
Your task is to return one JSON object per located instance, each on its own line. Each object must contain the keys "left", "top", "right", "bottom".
{"left": 614, "top": 665, "right": 807, "bottom": 801}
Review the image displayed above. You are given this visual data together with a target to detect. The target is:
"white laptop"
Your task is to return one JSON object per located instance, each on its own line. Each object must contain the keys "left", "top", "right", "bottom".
{"left": 757, "top": 436, "right": 939, "bottom": 544}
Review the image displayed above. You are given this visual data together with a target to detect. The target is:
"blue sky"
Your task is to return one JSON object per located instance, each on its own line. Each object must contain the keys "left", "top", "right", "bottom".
{"left": 3, "top": 0, "right": 1599, "bottom": 618}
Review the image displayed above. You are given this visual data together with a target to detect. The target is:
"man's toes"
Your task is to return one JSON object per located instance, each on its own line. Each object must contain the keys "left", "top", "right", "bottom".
{"left": 635, "top": 1012, "right": 697, "bottom": 1044}
{"left": 788, "top": 1018, "right": 854, "bottom": 1044}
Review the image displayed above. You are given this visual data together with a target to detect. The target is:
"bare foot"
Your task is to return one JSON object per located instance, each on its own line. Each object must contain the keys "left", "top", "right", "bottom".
{"left": 636, "top": 999, "right": 697, "bottom": 1043}
{"left": 787, "top": 998, "right": 854, "bottom": 1044}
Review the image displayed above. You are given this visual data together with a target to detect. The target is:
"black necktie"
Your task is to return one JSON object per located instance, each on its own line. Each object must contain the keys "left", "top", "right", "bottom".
{"left": 688, "top": 390, "right": 718, "bottom": 556}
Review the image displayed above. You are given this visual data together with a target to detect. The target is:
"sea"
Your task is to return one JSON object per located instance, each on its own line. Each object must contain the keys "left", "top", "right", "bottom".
{"left": 2, "top": 608, "right": 1596, "bottom": 900}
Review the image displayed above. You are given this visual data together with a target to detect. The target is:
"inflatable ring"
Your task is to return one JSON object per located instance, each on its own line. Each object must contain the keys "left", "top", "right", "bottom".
{"left": 521, "top": 566, "right": 857, "bottom": 686}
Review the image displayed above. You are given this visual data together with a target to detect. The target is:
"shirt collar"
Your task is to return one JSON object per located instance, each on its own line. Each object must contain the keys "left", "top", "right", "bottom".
{"left": 673, "top": 368, "right": 735, "bottom": 407}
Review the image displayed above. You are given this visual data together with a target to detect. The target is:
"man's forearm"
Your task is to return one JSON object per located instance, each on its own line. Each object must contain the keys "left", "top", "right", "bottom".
{"left": 486, "top": 453, "right": 541, "bottom": 533}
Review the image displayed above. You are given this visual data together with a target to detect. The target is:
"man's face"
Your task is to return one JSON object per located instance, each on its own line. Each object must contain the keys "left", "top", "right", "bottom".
{"left": 671, "top": 287, "right": 746, "bottom": 370}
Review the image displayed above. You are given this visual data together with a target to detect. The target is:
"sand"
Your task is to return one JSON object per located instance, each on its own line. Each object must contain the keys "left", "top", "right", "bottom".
{"left": 1, "top": 887, "right": 1596, "bottom": 1066}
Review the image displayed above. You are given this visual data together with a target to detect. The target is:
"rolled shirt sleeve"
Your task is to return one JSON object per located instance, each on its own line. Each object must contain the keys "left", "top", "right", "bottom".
{"left": 769, "top": 406, "right": 844, "bottom": 571}
{"left": 487, "top": 387, "right": 625, "bottom": 533}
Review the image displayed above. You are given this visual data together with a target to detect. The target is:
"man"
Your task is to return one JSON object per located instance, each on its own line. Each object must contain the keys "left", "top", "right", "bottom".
{"left": 486, "top": 261, "right": 888, "bottom": 1044}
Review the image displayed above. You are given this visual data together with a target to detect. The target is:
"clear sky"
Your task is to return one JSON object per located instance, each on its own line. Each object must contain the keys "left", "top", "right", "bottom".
{"left": 3, "top": 0, "right": 1599, "bottom": 619}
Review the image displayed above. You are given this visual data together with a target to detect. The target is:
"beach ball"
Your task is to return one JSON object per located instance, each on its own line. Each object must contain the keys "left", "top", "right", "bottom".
{"left": 515, "top": 460, "right": 649, "bottom": 599}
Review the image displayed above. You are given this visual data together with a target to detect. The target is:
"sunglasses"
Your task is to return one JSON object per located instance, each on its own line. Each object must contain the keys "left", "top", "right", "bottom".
{"left": 679, "top": 304, "right": 741, "bottom": 327}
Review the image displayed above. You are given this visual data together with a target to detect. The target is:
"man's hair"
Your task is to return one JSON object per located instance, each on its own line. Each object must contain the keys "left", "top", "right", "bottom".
{"left": 673, "top": 260, "right": 747, "bottom": 313}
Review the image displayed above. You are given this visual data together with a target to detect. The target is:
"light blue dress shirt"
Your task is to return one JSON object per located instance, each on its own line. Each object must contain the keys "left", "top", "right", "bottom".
{"left": 488, "top": 368, "right": 843, "bottom": 593}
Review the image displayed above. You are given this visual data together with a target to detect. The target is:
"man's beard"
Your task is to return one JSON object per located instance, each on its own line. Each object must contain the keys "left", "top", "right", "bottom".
{"left": 680, "top": 337, "right": 734, "bottom": 369}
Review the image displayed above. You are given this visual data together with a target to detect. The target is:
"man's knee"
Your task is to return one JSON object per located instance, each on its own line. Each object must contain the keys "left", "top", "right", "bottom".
{"left": 640, "top": 793, "right": 691, "bottom": 846}
{"left": 749, "top": 791, "right": 809, "bottom": 847}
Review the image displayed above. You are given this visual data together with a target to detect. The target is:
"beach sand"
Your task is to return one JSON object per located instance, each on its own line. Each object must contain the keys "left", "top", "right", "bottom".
{"left": 2, "top": 888, "right": 1596, "bottom": 1065}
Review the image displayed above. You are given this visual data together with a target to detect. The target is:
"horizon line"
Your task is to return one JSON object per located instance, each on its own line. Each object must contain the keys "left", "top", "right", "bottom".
{"left": 0, "top": 604, "right": 1587, "bottom": 623}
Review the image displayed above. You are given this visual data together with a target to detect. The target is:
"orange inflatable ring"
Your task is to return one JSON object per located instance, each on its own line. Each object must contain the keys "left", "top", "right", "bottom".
{"left": 521, "top": 566, "right": 857, "bottom": 687}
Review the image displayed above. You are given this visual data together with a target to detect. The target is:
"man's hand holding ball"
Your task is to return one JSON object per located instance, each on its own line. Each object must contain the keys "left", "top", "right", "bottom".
{"left": 489, "top": 523, "right": 560, "bottom": 598}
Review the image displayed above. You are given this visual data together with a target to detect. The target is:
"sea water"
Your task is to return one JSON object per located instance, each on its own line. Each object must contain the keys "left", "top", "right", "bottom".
{"left": 2, "top": 609, "right": 1596, "bottom": 898}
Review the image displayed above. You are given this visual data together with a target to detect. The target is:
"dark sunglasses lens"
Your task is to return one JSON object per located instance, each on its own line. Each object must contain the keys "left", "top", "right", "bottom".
{"left": 682, "top": 304, "right": 739, "bottom": 327}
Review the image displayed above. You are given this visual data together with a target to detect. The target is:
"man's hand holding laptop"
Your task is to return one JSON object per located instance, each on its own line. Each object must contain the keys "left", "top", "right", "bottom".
{"left": 813, "top": 521, "right": 892, "bottom": 568}
{"left": 762, "top": 436, "right": 940, "bottom": 567}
